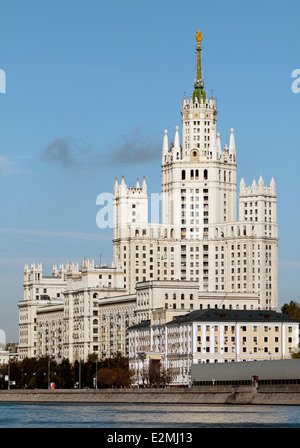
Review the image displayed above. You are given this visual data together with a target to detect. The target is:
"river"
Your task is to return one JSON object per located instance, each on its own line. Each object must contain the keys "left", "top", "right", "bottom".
{"left": 0, "top": 402, "right": 299, "bottom": 428}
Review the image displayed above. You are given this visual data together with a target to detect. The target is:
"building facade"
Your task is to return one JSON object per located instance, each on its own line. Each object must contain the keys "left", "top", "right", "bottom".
{"left": 18, "top": 30, "right": 281, "bottom": 365}
{"left": 18, "top": 263, "right": 67, "bottom": 360}
{"left": 128, "top": 308, "right": 299, "bottom": 386}
{"left": 112, "top": 30, "right": 278, "bottom": 311}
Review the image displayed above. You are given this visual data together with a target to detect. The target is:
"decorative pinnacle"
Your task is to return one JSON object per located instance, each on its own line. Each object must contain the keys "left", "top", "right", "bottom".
{"left": 192, "top": 29, "right": 206, "bottom": 102}
{"left": 195, "top": 30, "right": 203, "bottom": 49}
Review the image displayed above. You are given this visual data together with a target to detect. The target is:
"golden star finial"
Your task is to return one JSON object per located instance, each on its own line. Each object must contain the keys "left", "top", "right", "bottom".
{"left": 195, "top": 30, "right": 203, "bottom": 48}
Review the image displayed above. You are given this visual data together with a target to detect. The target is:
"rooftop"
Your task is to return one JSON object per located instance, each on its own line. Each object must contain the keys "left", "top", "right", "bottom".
{"left": 168, "top": 308, "right": 299, "bottom": 325}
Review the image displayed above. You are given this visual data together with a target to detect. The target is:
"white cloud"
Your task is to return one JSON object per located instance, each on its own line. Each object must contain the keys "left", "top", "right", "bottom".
{"left": 0, "top": 155, "right": 21, "bottom": 174}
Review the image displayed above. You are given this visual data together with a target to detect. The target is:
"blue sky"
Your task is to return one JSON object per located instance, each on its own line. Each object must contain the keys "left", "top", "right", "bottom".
{"left": 0, "top": 0, "right": 299, "bottom": 341}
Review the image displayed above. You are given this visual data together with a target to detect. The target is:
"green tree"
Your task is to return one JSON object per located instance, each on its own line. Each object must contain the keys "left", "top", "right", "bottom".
{"left": 56, "top": 358, "right": 74, "bottom": 388}
{"left": 281, "top": 301, "right": 300, "bottom": 321}
{"left": 22, "top": 357, "right": 37, "bottom": 389}
{"left": 35, "top": 356, "right": 50, "bottom": 389}
{"left": 291, "top": 343, "right": 300, "bottom": 359}
{"left": 96, "top": 368, "right": 116, "bottom": 388}
{"left": 148, "top": 360, "right": 161, "bottom": 387}
{"left": 8, "top": 358, "right": 22, "bottom": 388}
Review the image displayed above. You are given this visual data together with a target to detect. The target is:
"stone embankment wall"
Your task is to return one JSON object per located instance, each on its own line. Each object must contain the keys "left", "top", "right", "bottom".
{"left": 0, "top": 386, "right": 300, "bottom": 405}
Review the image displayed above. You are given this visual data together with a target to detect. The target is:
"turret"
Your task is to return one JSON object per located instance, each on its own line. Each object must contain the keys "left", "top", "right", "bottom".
{"left": 162, "top": 129, "right": 169, "bottom": 165}
{"left": 172, "top": 126, "right": 181, "bottom": 161}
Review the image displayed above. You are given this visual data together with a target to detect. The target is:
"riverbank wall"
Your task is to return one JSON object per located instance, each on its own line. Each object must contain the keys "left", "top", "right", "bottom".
{"left": 0, "top": 386, "right": 300, "bottom": 405}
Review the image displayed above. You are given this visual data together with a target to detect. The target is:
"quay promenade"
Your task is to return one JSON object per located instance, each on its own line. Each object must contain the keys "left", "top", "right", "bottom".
{"left": 0, "top": 386, "right": 300, "bottom": 405}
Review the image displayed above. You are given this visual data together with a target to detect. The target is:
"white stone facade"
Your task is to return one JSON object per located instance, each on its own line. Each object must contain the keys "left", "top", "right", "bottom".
{"left": 18, "top": 31, "right": 280, "bottom": 364}
{"left": 112, "top": 33, "right": 278, "bottom": 311}
{"left": 18, "top": 264, "right": 67, "bottom": 360}
{"left": 128, "top": 309, "right": 299, "bottom": 386}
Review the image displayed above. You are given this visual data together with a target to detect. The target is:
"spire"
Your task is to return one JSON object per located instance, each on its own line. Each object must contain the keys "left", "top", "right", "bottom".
{"left": 240, "top": 176, "right": 246, "bottom": 193}
{"left": 142, "top": 176, "right": 147, "bottom": 191}
{"left": 172, "top": 126, "right": 181, "bottom": 161}
{"left": 114, "top": 177, "right": 119, "bottom": 194}
{"left": 174, "top": 126, "right": 180, "bottom": 148}
{"left": 270, "top": 176, "right": 276, "bottom": 193}
{"left": 258, "top": 174, "right": 264, "bottom": 188}
{"left": 119, "top": 175, "right": 126, "bottom": 196}
{"left": 136, "top": 178, "right": 140, "bottom": 188}
{"left": 163, "top": 129, "right": 168, "bottom": 152}
{"left": 192, "top": 30, "right": 206, "bottom": 103}
{"left": 229, "top": 128, "right": 236, "bottom": 152}
{"left": 162, "top": 129, "right": 169, "bottom": 164}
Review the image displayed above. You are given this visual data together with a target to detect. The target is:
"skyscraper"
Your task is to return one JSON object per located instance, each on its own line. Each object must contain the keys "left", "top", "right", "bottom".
{"left": 113, "top": 30, "right": 278, "bottom": 311}
{"left": 19, "top": 31, "right": 279, "bottom": 363}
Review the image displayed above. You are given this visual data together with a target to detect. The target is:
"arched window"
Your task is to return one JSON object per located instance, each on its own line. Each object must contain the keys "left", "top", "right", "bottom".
{"left": 190, "top": 294, "right": 194, "bottom": 300}
{"left": 191, "top": 170, "right": 194, "bottom": 180}
{"left": 195, "top": 169, "right": 199, "bottom": 179}
{"left": 204, "top": 169, "right": 208, "bottom": 180}
{"left": 181, "top": 293, "right": 185, "bottom": 300}
{"left": 165, "top": 293, "right": 168, "bottom": 300}
{"left": 182, "top": 170, "right": 186, "bottom": 180}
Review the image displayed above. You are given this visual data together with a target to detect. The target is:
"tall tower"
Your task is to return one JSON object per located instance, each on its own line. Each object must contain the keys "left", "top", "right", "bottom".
{"left": 161, "top": 30, "right": 237, "bottom": 239}
{"left": 113, "top": 175, "right": 148, "bottom": 240}
{"left": 112, "top": 30, "right": 278, "bottom": 311}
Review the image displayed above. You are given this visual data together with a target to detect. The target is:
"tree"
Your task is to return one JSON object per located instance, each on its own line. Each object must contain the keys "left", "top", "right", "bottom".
{"left": 160, "top": 368, "right": 174, "bottom": 387}
{"left": 22, "top": 357, "right": 37, "bottom": 389}
{"left": 35, "top": 356, "right": 50, "bottom": 389}
{"left": 291, "top": 343, "right": 300, "bottom": 359}
{"left": 8, "top": 358, "right": 22, "bottom": 388}
{"left": 148, "top": 360, "right": 161, "bottom": 387}
{"left": 96, "top": 368, "right": 116, "bottom": 388}
{"left": 281, "top": 301, "right": 300, "bottom": 321}
{"left": 56, "top": 358, "right": 74, "bottom": 388}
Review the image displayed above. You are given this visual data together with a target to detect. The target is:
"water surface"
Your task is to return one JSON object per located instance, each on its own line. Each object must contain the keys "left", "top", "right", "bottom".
{"left": 0, "top": 402, "right": 299, "bottom": 428}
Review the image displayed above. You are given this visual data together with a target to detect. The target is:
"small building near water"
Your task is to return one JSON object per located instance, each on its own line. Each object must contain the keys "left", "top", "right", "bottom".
{"left": 191, "top": 358, "right": 300, "bottom": 386}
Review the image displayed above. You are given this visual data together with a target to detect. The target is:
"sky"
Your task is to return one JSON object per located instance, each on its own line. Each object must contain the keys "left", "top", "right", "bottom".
{"left": 0, "top": 0, "right": 299, "bottom": 342}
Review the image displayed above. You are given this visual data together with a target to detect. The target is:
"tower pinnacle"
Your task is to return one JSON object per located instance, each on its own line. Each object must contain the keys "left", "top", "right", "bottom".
{"left": 192, "top": 29, "right": 206, "bottom": 103}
